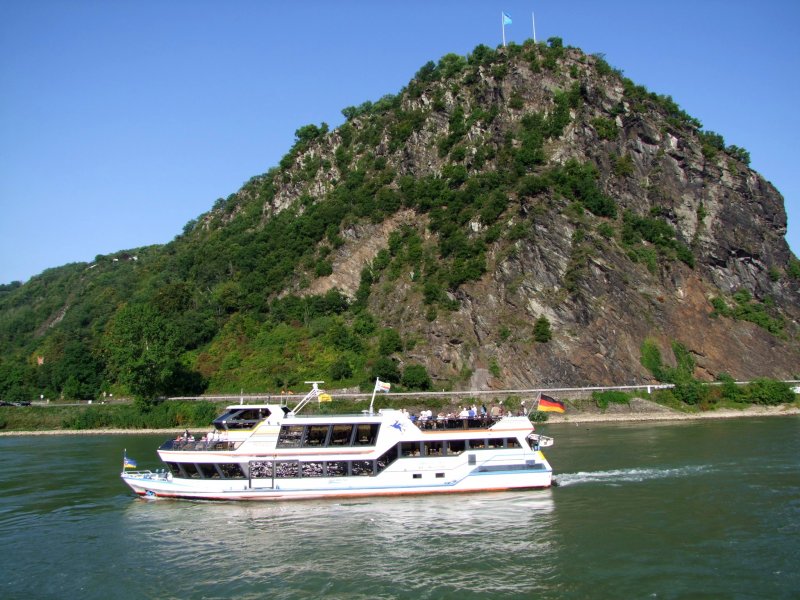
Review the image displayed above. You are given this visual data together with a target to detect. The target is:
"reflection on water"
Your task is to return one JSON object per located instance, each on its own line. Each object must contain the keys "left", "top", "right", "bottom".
{"left": 120, "top": 491, "right": 558, "bottom": 599}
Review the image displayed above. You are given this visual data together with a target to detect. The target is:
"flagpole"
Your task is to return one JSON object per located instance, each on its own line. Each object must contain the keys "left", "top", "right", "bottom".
{"left": 502, "top": 12, "right": 506, "bottom": 47}
{"left": 532, "top": 11, "right": 537, "bottom": 43}
{"left": 369, "top": 378, "right": 378, "bottom": 415}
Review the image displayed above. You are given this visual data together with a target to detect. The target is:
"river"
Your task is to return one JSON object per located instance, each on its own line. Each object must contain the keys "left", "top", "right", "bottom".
{"left": 1, "top": 416, "right": 797, "bottom": 599}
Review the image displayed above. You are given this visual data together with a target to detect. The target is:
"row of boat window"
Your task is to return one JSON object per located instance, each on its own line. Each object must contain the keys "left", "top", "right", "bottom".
{"left": 165, "top": 437, "right": 523, "bottom": 480}
{"left": 277, "top": 423, "right": 381, "bottom": 448}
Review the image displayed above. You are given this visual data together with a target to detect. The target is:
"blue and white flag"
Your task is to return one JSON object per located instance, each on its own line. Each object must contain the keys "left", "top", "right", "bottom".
{"left": 502, "top": 12, "right": 512, "bottom": 25}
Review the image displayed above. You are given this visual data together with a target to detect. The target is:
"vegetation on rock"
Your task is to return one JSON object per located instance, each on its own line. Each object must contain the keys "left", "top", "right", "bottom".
{"left": 0, "top": 37, "right": 797, "bottom": 407}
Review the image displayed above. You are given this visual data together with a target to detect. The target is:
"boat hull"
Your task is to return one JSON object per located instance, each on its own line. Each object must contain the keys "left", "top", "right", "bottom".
{"left": 121, "top": 467, "right": 552, "bottom": 501}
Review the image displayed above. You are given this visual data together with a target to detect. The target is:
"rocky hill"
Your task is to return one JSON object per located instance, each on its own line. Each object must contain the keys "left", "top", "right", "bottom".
{"left": 1, "top": 39, "right": 798, "bottom": 401}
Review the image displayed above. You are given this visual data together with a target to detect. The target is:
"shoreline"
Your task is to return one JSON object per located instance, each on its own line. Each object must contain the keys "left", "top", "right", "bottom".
{"left": 543, "top": 403, "right": 800, "bottom": 424}
{"left": 1, "top": 404, "right": 798, "bottom": 436}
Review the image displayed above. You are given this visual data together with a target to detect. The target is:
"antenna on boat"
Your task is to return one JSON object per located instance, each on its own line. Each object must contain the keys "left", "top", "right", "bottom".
{"left": 293, "top": 381, "right": 324, "bottom": 415}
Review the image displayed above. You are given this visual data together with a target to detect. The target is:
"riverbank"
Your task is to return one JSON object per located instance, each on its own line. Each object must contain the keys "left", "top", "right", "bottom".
{"left": 1, "top": 401, "right": 798, "bottom": 435}
{"left": 545, "top": 400, "right": 800, "bottom": 424}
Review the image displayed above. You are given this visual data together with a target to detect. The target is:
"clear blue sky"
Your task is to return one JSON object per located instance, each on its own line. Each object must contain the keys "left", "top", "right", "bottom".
{"left": 2, "top": 0, "right": 798, "bottom": 284}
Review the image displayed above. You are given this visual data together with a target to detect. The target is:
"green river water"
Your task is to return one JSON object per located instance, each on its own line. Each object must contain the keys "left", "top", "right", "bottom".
{"left": 0, "top": 416, "right": 797, "bottom": 599}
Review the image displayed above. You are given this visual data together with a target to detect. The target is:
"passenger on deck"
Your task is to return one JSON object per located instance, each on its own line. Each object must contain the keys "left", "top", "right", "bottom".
{"left": 458, "top": 407, "right": 469, "bottom": 418}
{"left": 490, "top": 404, "right": 501, "bottom": 418}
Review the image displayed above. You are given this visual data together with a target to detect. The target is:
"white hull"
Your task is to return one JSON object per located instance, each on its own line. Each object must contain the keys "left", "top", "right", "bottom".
{"left": 120, "top": 388, "right": 556, "bottom": 502}
{"left": 122, "top": 454, "right": 552, "bottom": 501}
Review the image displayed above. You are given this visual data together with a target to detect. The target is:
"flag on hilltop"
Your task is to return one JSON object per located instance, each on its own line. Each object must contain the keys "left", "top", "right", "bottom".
{"left": 374, "top": 379, "right": 391, "bottom": 393}
{"left": 537, "top": 394, "right": 565, "bottom": 413}
{"left": 501, "top": 12, "right": 513, "bottom": 47}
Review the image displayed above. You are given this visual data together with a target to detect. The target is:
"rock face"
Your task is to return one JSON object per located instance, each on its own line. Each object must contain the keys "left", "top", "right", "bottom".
{"left": 5, "top": 41, "right": 796, "bottom": 398}
{"left": 242, "top": 43, "right": 799, "bottom": 389}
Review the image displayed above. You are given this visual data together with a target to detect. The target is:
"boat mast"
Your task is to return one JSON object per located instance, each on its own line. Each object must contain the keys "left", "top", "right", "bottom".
{"left": 292, "top": 381, "right": 324, "bottom": 414}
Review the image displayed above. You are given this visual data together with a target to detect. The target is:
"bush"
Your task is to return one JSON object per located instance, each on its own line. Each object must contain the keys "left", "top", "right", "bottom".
{"left": 329, "top": 356, "right": 352, "bottom": 381}
{"left": 743, "top": 378, "right": 795, "bottom": 405}
{"left": 592, "top": 117, "right": 617, "bottom": 141}
{"left": 401, "top": 364, "right": 432, "bottom": 390}
{"left": 378, "top": 328, "right": 403, "bottom": 356}
{"left": 593, "top": 390, "right": 630, "bottom": 409}
{"left": 640, "top": 339, "right": 665, "bottom": 380}
{"left": 533, "top": 316, "right": 552, "bottom": 343}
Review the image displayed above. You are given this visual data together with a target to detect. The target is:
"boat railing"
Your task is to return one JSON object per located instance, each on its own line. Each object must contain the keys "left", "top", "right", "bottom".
{"left": 122, "top": 469, "right": 170, "bottom": 480}
{"left": 415, "top": 416, "right": 501, "bottom": 431}
{"left": 159, "top": 439, "right": 242, "bottom": 452}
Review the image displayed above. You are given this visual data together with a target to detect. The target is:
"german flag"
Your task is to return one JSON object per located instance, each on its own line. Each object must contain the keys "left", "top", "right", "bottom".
{"left": 537, "top": 394, "right": 565, "bottom": 413}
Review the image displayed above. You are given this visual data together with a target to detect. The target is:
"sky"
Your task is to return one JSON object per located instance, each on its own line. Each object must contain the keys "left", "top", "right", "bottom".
{"left": 2, "top": 0, "right": 799, "bottom": 284}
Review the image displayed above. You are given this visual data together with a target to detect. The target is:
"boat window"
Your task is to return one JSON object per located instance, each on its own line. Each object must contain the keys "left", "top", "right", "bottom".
{"left": 275, "top": 461, "right": 299, "bottom": 478}
{"left": 326, "top": 461, "right": 348, "bottom": 477}
{"left": 351, "top": 460, "right": 374, "bottom": 476}
{"left": 250, "top": 461, "right": 274, "bottom": 478}
{"left": 219, "top": 463, "right": 246, "bottom": 479}
{"left": 182, "top": 463, "right": 201, "bottom": 479}
{"left": 213, "top": 408, "right": 270, "bottom": 430}
{"left": 446, "top": 440, "right": 465, "bottom": 455}
{"left": 436, "top": 473, "right": 445, "bottom": 478}
{"left": 198, "top": 463, "right": 220, "bottom": 479}
{"left": 277, "top": 425, "right": 305, "bottom": 448}
{"left": 412, "top": 473, "right": 422, "bottom": 479}
{"left": 424, "top": 441, "right": 443, "bottom": 456}
{"left": 400, "top": 441, "right": 420, "bottom": 457}
{"left": 165, "top": 462, "right": 182, "bottom": 477}
{"left": 487, "top": 437, "right": 505, "bottom": 449}
{"left": 507, "top": 437, "right": 521, "bottom": 448}
{"left": 376, "top": 447, "right": 398, "bottom": 472}
{"left": 467, "top": 438, "right": 486, "bottom": 450}
{"left": 304, "top": 424, "right": 330, "bottom": 447}
{"left": 468, "top": 454, "right": 477, "bottom": 465}
{"left": 353, "top": 423, "right": 380, "bottom": 446}
{"left": 301, "top": 462, "right": 325, "bottom": 477}
{"left": 330, "top": 424, "right": 354, "bottom": 446}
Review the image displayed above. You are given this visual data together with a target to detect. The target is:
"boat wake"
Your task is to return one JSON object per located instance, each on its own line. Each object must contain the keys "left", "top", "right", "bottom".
{"left": 555, "top": 465, "right": 709, "bottom": 487}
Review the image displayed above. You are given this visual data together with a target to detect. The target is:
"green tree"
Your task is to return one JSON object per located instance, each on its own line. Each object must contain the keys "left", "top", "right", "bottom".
{"left": 378, "top": 328, "right": 403, "bottom": 356}
{"left": 329, "top": 356, "right": 352, "bottom": 381}
{"left": 533, "top": 316, "right": 552, "bottom": 343}
{"left": 102, "top": 304, "right": 181, "bottom": 407}
{"left": 401, "top": 364, "right": 432, "bottom": 390}
{"left": 372, "top": 357, "right": 400, "bottom": 383}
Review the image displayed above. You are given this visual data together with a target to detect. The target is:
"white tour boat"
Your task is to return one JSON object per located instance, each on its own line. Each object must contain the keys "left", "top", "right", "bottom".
{"left": 120, "top": 382, "right": 554, "bottom": 501}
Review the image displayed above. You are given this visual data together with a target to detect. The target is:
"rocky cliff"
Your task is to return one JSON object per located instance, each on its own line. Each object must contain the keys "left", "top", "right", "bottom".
{"left": 219, "top": 41, "right": 798, "bottom": 388}
{"left": 1, "top": 39, "right": 798, "bottom": 399}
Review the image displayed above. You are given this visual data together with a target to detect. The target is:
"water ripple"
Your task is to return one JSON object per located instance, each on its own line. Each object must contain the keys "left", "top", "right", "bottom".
{"left": 555, "top": 465, "right": 711, "bottom": 487}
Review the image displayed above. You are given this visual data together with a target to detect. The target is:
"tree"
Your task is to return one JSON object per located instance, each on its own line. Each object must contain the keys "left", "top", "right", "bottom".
{"left": 372, "top": 357, "right": 400, "bottom": 383}
{"left": 401, "top": 364, "right": 432, "bottom": 390}
{"left": 378, "top": 328, "right": 403, "bottom": 356}
{"left": 329, "top": 355, "right": 352, "bottom": 381}
{"left": 534, "top": 316, "right": 552, "bottom": 343}
{"left": 102, "top": 304, "right": 181, "bottom": 407}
